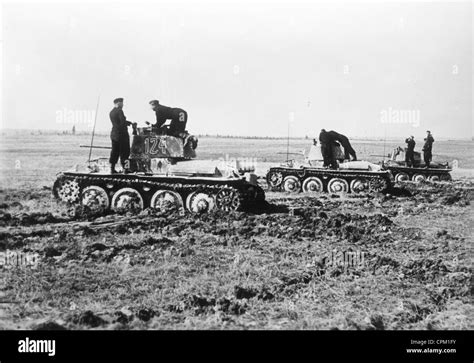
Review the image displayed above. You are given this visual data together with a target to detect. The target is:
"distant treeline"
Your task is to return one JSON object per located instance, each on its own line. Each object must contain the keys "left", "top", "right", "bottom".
{"left": 0, "top": 129, "right": 472, "bottom": 141}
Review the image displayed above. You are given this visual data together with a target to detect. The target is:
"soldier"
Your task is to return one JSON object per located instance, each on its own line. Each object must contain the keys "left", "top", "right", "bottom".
{"left": 327, "top": 130, "right": 357, "bottom": 161}
{"left": 405, "top": 135, "right": 416, "bottom": 167}
{"left": 109, "top": 98, "right": 133, "bottom": 173}
{"left": 422, "top": 130, "right": 434, "bottom": 168}
{"left": 149, "top": 100, "right": 188, "bottom": 137}
{"left": 319, "top": 129, "right": 336, "bottom": 169}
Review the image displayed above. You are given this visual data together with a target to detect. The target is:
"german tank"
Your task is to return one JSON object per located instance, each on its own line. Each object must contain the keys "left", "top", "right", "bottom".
{"left": 382, "top": 147, "right": 452, "bottom": 183}
{"left": 53, "top": 126, "right": 264, "bottom": 214}
{"left": 266, "top": 141, "right": 392, "bottom": 193}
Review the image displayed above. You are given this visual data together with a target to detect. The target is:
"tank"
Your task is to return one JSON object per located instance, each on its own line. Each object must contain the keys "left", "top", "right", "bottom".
{"left": 53, "top": 127, "right": 265, "bottom": 214}
{"left": 382, "top": 147, "right": 452, "bottom": 183}
{"left": 266, "top": 142, "right": 392, "bottom": 193}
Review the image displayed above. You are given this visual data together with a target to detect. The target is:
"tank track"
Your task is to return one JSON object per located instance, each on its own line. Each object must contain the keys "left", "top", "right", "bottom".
{"left": 266, "top": 166, "right": 392, "bottom": 193}
{"left": 53, "top": 172, "right": 264, "bottom": 213}
{"left": 385, "top": 166, "right": 452, "bottom": 183}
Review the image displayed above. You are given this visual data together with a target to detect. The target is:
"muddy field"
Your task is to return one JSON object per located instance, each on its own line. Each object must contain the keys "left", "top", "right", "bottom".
{"left": 0, "top": 133, "right": 473, "bottom": 330}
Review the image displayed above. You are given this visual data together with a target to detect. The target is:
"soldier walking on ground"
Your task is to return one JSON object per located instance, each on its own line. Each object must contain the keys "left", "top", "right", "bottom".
{"left": 109, "top": 98, "right": 134, "bottom": 173}
{"left": 422, "top": 130, "right": 434, "bottom": 168}
{"left": 149, "top": 100, "right": 188, "bottom": 137}
{"left": 405, "top": 135, "right": 416, "bottom": 167}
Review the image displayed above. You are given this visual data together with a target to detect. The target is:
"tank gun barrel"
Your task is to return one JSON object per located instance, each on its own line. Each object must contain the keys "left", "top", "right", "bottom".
{"left": 80, "top": 145, "right": 112, "bottom": 150}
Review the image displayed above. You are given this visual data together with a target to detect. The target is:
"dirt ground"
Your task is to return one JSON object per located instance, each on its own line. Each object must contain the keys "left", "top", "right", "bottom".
{"left": 0, "top": 178, "right": 472, "bottom": 330}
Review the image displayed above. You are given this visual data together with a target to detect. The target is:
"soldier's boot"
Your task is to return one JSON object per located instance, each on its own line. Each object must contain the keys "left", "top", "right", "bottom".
{"left": 110, "top": 163, "right": 118, "bottom": 174}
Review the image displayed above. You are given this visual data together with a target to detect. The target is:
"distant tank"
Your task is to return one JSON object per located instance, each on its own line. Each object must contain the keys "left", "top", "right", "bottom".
{"left": 53, "top": 126, "right": 264, "bottom": 214}
{"left": 266, "top": 141, "right": 392, "bottom": 193}
{"left": 382, "top": 146, "right": 452, "bottom": 183}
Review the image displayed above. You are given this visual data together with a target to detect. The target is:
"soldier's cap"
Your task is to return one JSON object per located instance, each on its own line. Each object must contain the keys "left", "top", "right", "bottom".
{"left": 149, "top": 100, "right": 159, "bottom": 106}
{"left": 114, "top": 98, "right": 124, "bottom": 104}
{"left": 426, "top": 130, "right": 431, "bottom": 133}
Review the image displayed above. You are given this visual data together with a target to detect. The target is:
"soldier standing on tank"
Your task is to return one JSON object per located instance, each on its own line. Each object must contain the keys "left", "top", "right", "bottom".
{"left": 326, "top": 130, "right": 357, "bottom": 161}
{"left": 422, "top": 130, "right": 434, "bottom": 168}
{"left": 109, "top": 98, "right": 133, "bottom": 174}
{"left": 405, "top": 135, "right": 416, "bottom": 167}
{"left": 149, "top": 100, "right": 188, "bottom": 137}
{"left": 319, "top": 129, "right": 336, "bottom": 169}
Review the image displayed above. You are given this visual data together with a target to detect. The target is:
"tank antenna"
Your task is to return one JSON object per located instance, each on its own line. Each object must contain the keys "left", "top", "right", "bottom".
{"left": 88, "top": 95, "right": 101, "bottom": 163}
{"left": 286, "top": 119, "right": 290, "bottom": 162}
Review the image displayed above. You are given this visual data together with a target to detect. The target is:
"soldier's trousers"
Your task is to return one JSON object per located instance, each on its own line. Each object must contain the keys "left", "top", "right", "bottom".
{"left": 423, "top": 151, "right": 432, "bottom": 168}
{"left": 405, "top": 150, "right": 415, "bottom": 167}
{"left": 110, "top": 138, "right": 130, "bottom": 167}
{"left": 321, "top": 144, "right": 336, "bottom": 168}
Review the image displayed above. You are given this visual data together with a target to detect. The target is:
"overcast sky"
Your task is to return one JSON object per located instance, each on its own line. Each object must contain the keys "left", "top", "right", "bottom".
{"left": 1, "top": 0, "right": 472, "bottom": 138}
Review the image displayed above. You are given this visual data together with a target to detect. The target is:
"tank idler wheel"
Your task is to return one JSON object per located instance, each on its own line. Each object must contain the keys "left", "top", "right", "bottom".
{"left": 327, "top": 178, "right": 349, "bottom": 193}
{"left": 150, "top": 190, "right": 184, "bottom": 213}
{"left": 186, "top": 192, "right": 215, "bottom": 213}
{"left": 55, "top": 178, "right": 81, "bottom": 203}
{"left": 302, "top": 177, "right": 324, "bottom": 193}
{"left": 282, "top": 176, "right": 301, "bottom": 193}
{"left": 111, "top": 187, "right": 144, "bottom": 212}
{"left": 215, "top": 189, "right": 242, "bottom": 211}
{"left": 368, "top": 178, "right": 388, "bottom": 192}
{"left": 349, "top": 178, "right": 367, "bottom": 193}
{"left": 428, "top": 175, "right": 440, "bottom": 182}
{"left": 267, "top": 171, "right": 283, "bottom": 188}
{"left": 394, "top": 172, "right": 409, "bottom": 183}
{"left": 412, "top": 174, "right": 426, "bottom": 183}
{"left": 81, "top": 186, "right": 109, "bottom": 212}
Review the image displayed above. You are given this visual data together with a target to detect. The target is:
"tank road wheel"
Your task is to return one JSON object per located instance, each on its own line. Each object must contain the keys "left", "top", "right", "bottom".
{"left": 349, "top": 178, "right": 367, "bottom": 193}
{"left": 150, "top": 190, "right": 184, "bottom": 213}
{"left": 54, "top": 178, "right": 80, "bottom": 203}
{"left": 428, "top": 175, "right": 440, "bottom": 182}
{"left": 395, "top": 172, "right": 410, "bottom": 183}
{"left": 111, "top": 188, "right": 144, "bottom": 212}
{"left": 412, "top": 174, "right": 426, "bottom": 183}
{"left": 327, "top": 178, "right": 349, "bottom": 193}
{"left": 282, "top": 176, "right": 301, "bottom": 193}
{"left": 267, "top": 171, "right": 283, "bottom": 188}
{"left": 81, "top": 186, "right": 109, "bottom": 212}
{"left": 186, "top": 192, "right": 215, "bottom": 213}
{"left": 302, "top": 177, "right": 324, "bottom": 193}
{"left": 215, "top": 189, "right": 242, "bottom": 211}
{"left": 368, "top": 178, "right": 388, "bottom": 192}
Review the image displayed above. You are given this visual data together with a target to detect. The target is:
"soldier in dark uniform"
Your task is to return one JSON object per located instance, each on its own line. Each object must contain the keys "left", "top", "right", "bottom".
{"left": 405, "top": 135, "right": 416, "bottom": 167}
{"left": 319, "top": 129, "right": 336, "bottom": 169}
{"left": 109, "top": 98, "right": 133, "bottom": 173}
{"left": 422, "top": 130, "right": 434, "bottom": 168}
{"left": 149, "top": 100, "right": 188, "bottom": 137}
{"left": 327, "top": 130, "right": 357, "bottom": 161}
